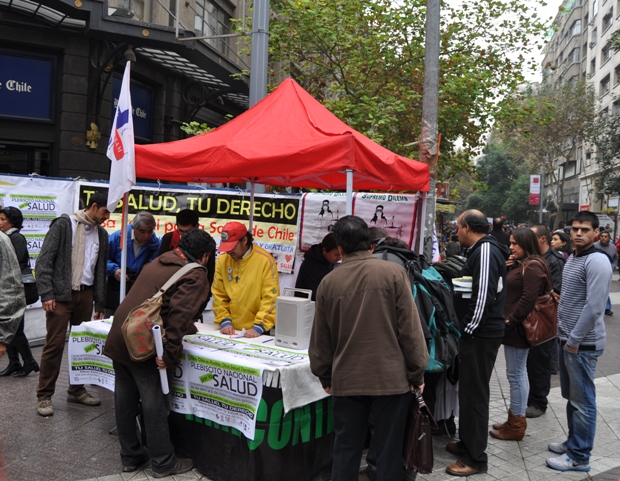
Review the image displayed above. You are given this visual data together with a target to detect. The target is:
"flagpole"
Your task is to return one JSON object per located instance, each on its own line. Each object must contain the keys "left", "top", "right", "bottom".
{"left": 119, "top": 192, "right": 130, "bottom": 304}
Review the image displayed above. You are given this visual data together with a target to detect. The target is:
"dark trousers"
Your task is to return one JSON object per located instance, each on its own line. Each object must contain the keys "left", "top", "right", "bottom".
{"left": 6, "top": 316, "right": 35, "bottom": 364}
{"left": 458, "top": 335, "right": 502, "bottom": 470}
{"left": 526, "top": 338, "right": 553, "bottom": 411}
{"left": 36, "top": 288, "right": 94, "bottom": 400}
{"left": 113, "top": 361, "right": 176, "bottom": 473}
{"left": 332, "top": 393, "right": 410, "bottom": 481}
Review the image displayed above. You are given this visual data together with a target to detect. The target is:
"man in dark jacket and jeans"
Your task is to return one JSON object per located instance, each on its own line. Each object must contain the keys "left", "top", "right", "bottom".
{"left": 309, "top": 216, "right": 428, "bottom": 481}
{"left": 446, "top": 210, "right": 510, "bottom": 476}
{"left": 103, "top": 229, "right": 215, "bottom": 478}
{"left": 35, "top": 191, "right": 110, "bottom": 417}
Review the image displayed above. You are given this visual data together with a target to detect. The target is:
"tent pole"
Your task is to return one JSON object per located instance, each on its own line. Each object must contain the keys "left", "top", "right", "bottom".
{"left": 119, "top": 192, "right": 130, "bottom": 305}
{"left": 346, "top": 169, "right": 353, "bottom": 215}
{"left": 249, "top": 180, "right": 255, "bottom": 233}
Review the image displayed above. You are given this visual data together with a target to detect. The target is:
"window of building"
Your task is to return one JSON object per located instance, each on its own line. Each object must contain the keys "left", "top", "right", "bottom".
{"left": 600, "top": 106, "right": 610, "bottom": 118}
{"left": 613, "top": 99, "right": 620, "bottom": 114}
{"left": 591, "top": 26, "right": 598, "bottom": 45}
{"left": 585, "top": 150, "right": 592, "bottom": 166}
{"left": 571, "top": 19, "right": 582, "bottom": 35}
{"left": 591, "top": 57, "right": 596, "bottom": 72}
{"left": 194, "top": 0, "right": 233, "bottom": 55}
{"left": 594, "top": 0, "right": 599, "bottom": 16}
{"left": 585, "top": 12, "right": 590, "bottom": 25}
{"left": 603, "top": 8, "right": 613, "bottom": 29}
{"left": 601, "top": 74, "right": 611, "bottom": 95}
{"left": 615, "top": 64, "right": 620, "bottom": 84}
{"left": 602, "top": 42, "right": 612, "bottom": 63}
{"left": 569, "top": 47, "right": 580, "bottom": 63}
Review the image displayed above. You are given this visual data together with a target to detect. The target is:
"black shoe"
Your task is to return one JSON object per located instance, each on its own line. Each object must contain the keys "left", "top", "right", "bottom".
{"left": 152, "top": 458, "right": 193, "bottom": 478}
{"left": 122, "top": 453, "right": 150, "bottom": 473}
{"left": 446, "top": 441, "right": 466, "bottom": 456}
{"left": 0, "top": 361, "right": 22, "bottom": 377}
{"left": 605, "top": 309, "right": 613, "bottom": 316}
{"left": 12, "top": 359, "right": 39, "bottom": 378}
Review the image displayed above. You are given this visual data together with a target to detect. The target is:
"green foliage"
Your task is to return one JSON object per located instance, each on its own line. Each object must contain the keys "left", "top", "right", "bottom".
{"left": 496, "top": 81, "right": 597, "bottom": 228}
{"left": 266, "top": 0, "right": 547, "bottom": 182}
{"left": 590, "top": 113, "right": 620, "bottom": 199}
{"left": 180, "top": 121, "right": 213, "bottom": 136}
{"left": 464, "top": 142, "right": 535, "bottom": 223}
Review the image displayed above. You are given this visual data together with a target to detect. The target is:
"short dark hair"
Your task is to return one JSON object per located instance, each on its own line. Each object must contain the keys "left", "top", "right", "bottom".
{"left": 530, "top": 223, "right": 551, "bottom": 244}
{"left": 369, "top": 227, "right": 388, "bottom": 244}
{"left": 87, "top": 192, "right": 108, "bottom": 209}
{"left": 320, "top": 233, "right": 338, "bottom": 252}
{"left": 572, "top": 211, "right": 599, "bottom": 229}
{"left": 178, "top": 229, "right": 216, "bottom": 260}
{"left": 383, "top": 237, "right": 408, "bottom": 249}
{"left": 1, "top": 206, "right": 23, "bottom": 230}
{"left": 333, "top": 215, "right": 371, "bottom": 254}
{"left": 461, "top": 211, "right": 489, "bottom": 234}
{"left": 451, "top": 235, "right": 458, "bottom": 242}
{"left": 493, "top": 218, "right": 504, "bottom": 230}
{"left": 511, "top": 228, "right": 542, "bottom": 257}
{"left": 599, "top": 230, "right": 611, "bottom": 237}
{"left": 177, "top": 209, "right": 199, "bottom": 227}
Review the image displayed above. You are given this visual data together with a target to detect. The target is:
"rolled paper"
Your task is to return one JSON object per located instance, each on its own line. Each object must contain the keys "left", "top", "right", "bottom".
{"left": 152, "top": 325, "right": 169, "bottom": 395}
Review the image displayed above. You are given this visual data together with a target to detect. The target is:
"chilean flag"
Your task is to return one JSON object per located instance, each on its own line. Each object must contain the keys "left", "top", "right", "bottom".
{"left": 106, "top": 61, "right": 136, "bottom": 212}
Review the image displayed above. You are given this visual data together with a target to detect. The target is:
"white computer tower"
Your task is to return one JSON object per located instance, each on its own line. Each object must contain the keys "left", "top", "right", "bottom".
{"left": 275, "top": 288, "right": 315, "bottom": 350}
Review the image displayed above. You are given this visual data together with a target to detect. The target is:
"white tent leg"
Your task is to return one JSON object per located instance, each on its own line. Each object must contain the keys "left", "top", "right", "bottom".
{"left": 346, "top": 170, "right": 353, "bottom": 215}
{"left": 249, "top": 180, "right": 255, "bottom": 232}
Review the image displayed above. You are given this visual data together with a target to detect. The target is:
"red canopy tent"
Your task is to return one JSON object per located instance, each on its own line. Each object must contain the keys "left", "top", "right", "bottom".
{"left": 135, "top": 78, "right": 429, "bottom": 193}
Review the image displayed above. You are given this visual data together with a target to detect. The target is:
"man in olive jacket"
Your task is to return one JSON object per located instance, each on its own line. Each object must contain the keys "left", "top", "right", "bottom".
{"left": 309, "top": 215, "right": 428, "bottom": 481}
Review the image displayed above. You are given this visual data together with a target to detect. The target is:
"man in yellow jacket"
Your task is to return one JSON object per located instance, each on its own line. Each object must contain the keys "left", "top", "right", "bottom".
{"left": 212, "top": 222, "right": 279, "bottom": 338}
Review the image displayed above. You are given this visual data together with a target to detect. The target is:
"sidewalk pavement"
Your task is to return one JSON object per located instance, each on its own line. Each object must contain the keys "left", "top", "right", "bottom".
{"left": 2, "top": 299, "right": 620, "bottom": 481}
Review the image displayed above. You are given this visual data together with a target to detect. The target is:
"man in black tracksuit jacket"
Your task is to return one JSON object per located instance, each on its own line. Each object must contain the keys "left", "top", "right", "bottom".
{"left": 446, "top": 210, "right": 510, "bottom": 477}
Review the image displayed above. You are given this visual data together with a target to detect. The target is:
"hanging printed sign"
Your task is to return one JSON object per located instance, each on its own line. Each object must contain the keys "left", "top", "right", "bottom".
{"left": 186, "top": 352, "right": 263, "bottom": 440}
{"left": 68, "top": 321, "right": 115, "bottom": 390}
{"left": 79, "top": 184, "right": 300, "bottom": 274}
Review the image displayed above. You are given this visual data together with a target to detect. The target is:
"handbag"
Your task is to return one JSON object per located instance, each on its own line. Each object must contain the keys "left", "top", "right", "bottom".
{"left": 403, "top": 389, "right": 437, "bottom": 474}
{"left": 521, "top": 258, "right": 559, "bottom": 347}
{"left": 23, "top": 272, "right": 39, "bottom": 305}
{"left": 121, "top": 263, "right": 202, "bottom": 361}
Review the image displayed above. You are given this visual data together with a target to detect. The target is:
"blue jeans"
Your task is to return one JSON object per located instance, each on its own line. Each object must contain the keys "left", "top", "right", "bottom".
{"left": 558, "top": 345, "right": 603, "bottom": 465}
{"left": 504, "top": 345, "right": 529, "bottom": 416}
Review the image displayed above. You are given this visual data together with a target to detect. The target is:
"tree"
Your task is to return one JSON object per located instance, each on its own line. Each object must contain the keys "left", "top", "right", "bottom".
{"left": 496, "top": 81, "right": 597, "bottom": 228}
{"left": 464, "top": 142, "right": 532, "bottom": 221}
{"left": 266, "top": 0, "right": 547, "bottom": 181}
{"left": 590, "top": 113, "right": 620, "bottom": 201}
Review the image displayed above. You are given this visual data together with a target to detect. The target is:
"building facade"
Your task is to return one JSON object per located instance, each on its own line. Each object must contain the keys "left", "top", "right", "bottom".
{"left": 541, "top": 0, "right": 620, "bottom": 217}
{"left": 0, "top": 0, "right": 250, "bottom": 180}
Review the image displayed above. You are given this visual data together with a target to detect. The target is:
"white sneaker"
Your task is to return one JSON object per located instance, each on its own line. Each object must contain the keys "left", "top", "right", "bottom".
{"left": 546, "top": 455, "right": 590, "bottom": 472}
{"left": 547, "top": 442, "right": 568, "bottom": 454}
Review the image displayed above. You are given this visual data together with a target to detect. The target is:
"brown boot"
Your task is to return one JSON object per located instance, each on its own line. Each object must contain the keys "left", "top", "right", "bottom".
{"left": 489, "top": 410, "right": 527, "bottom": 441}
{"left": 492, "top": 413, "right": 509, "bottom": 431}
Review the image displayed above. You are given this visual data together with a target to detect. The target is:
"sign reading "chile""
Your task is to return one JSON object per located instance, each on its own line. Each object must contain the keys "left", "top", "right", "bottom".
{"left": 0, "top": 52, "right": 55, "bottom": 122}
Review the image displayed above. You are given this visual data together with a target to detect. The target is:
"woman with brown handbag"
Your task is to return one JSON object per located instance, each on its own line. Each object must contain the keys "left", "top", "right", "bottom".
{"left": 490, "top": 228, "right": 551, "bottom": 441}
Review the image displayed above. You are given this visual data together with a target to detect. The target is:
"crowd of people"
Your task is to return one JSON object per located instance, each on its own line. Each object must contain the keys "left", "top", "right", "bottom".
{"left": 0, "top": 192, "right": 614, "bottom": 479}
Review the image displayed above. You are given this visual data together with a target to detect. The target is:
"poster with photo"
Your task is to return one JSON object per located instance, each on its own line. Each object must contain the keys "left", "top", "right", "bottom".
{"left": 297, "top": 193, "right": 348, "bottom": 250}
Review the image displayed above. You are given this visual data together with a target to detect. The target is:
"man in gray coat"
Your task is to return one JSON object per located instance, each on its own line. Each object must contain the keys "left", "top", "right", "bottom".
{"left": 309, "top": 215, "right": 428, "bottom": 481}
{"left": 35, "top": 191, "right": 110, "bottom": 417}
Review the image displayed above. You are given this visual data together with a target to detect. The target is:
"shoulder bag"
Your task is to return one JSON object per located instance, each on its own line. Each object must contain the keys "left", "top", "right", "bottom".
{"left": 403, "top": 389, "right": 437, "bottom": 474}
{"left": 521, "top": 258, "right": 559, "bottom": 347}
{"left": 121, "top": 262, "right": 202, "bottom": 361}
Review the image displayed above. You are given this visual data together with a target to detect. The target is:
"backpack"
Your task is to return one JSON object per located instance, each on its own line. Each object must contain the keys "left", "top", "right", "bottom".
{"left": 373, "top": 245, "right": 461, "bottom": 372}
{"left": 121, "top": 262, "right": 203, "bottom": 361}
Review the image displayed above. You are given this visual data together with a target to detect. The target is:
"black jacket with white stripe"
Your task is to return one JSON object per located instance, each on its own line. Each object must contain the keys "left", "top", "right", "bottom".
{"left": 455, "top": 235, "right": 510, "bottom": 339}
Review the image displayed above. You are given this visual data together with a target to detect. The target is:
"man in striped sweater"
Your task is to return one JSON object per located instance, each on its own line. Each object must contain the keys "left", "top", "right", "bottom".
{"left": 445, "top": 210, "right": 510, "bottom": 477}
{"left": 546, "top": 211, "right": 611, "bottom": 473}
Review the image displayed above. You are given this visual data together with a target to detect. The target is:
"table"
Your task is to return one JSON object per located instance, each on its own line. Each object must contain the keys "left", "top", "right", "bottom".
{"left": 68, "top": 321, "right": 333, "bottom": 481}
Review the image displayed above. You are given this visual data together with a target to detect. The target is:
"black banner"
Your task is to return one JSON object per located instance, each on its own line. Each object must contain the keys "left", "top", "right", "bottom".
{"left": 169, "top": 387, "right": 333, "bottom": 481}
